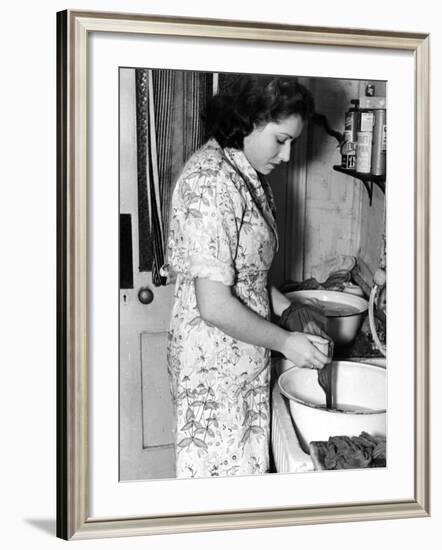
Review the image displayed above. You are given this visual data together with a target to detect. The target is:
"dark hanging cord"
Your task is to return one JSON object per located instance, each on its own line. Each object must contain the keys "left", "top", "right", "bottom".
{"left": 311, "top": 112, "right": 344, "bottom": 146}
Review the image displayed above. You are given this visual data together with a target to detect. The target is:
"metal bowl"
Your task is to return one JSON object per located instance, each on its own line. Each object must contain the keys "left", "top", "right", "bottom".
{"left": 284, "top": 289, "right": 368, "bottom": 346}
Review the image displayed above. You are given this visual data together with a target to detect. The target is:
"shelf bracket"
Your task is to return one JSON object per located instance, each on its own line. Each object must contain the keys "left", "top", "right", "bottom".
{"left": 333, "top": 165, "right": 385, "bottom": 206}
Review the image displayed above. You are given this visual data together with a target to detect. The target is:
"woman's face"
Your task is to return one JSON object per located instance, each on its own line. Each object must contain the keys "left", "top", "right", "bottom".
{"left": 243, "top": 114, "right": 304, "bottom": 175}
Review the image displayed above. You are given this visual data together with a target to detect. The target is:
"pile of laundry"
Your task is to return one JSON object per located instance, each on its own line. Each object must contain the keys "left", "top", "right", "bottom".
{"left": 309, "top": 431, "right": 386, "bottom": 470}
{"left": 280, "top": 255, "right": 358, "bottom": 294}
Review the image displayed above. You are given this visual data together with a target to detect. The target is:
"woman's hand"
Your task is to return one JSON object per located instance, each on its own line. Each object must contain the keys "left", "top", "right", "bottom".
{"left": 281, "top": 332, "right": 330, "bottom": 370}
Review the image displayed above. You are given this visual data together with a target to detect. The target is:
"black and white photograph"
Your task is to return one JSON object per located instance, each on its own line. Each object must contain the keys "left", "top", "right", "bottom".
{"left": 2, "top": 0, "right": 438, "bottom": 546}
{"left": 119, "top": 68, "right": 388, "bottom": 482}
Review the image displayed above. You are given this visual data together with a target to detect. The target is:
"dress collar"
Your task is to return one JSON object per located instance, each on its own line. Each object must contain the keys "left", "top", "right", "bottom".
{"left": 224, "top": 146, "right": 262, "bottom": 191}
{"left": 220, "top": 143, "right": 279, "bottom": 249}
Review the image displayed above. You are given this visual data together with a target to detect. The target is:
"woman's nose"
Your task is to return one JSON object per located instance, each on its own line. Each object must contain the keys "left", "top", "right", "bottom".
{"left": 279, "top": 142, "right": 291, "bottom": 162}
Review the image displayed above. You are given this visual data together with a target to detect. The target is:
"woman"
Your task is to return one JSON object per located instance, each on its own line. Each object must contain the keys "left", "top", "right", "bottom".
{"left": 165, "top": 75, "right": 329, "bottom": 479}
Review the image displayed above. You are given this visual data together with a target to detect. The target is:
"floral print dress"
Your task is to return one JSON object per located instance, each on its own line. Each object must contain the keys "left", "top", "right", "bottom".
{"left": 165, "top": 139, "right": 278, "bottom": 479}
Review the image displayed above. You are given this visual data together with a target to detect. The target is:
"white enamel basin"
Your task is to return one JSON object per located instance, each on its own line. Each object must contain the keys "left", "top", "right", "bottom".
{"left": 278, "top": 359, "right": 386, "bottom": 453}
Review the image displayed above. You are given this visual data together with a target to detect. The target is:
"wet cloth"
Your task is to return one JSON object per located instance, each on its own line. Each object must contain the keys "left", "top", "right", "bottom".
{"left": 279, "top": 302, "right": 334, "bottom": 408}
{"left": 279, "top": 301, "right": 329, "bottom": 336}
{"left": 166, "top": 139, "right": 278, "bottom": 479}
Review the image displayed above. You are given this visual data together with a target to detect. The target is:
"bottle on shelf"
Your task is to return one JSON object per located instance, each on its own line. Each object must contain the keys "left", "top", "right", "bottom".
{"left": 341, "top": 99, "right": 359, "bottom": 170}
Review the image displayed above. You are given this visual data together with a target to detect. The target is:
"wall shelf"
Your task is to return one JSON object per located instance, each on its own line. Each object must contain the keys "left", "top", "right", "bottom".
{"left": 333, "top": 165, "right": 385, "bottom": 206}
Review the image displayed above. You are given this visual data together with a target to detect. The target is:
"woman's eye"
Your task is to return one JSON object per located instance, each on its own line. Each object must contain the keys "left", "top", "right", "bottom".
{"left": 277, "top": 139, "right": 285, "bottom": 145}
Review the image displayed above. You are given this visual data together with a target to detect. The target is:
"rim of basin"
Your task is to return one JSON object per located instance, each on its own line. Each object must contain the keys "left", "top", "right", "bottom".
{"left": 278, "top": 362, "right": 386, "bottom": 415}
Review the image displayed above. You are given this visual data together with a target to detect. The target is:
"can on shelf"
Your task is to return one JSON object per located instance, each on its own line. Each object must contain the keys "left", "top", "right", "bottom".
{"left": 371, "top": 109, "right": 387, "bottom": 176}
{"left": 341, "top": 141, "right": 357, "bottom": 169}
{"left": 356, "top": 131, "right": 373, "bottom": 173}
{"left": 359, "top": 111, "right": 375, "bottom": 132}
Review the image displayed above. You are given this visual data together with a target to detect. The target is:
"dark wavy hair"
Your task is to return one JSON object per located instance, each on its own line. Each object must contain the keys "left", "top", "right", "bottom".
{"left": 204, "top": 74, "right": 314, "bottom": 149}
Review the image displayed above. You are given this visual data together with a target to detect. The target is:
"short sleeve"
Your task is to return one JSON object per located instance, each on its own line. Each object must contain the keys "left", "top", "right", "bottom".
{"left": 166, "top": 167, "right": 243, "bottom": 286}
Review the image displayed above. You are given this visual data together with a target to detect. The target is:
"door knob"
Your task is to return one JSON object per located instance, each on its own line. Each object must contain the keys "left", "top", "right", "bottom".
{"left": 138, "top": 286, "right": 154, "bottom": 305}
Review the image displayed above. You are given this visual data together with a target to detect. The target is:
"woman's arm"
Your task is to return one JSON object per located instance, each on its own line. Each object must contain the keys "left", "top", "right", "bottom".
{"left": 269, "top": 285, "right": 291, "bottom": 317}
{"left": 195, "top": 278, "right": 329, "bottom": 370}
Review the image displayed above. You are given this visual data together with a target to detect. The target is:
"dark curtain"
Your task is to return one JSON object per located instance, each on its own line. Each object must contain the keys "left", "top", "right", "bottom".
{"left": 136, "top": 69, "right": 213, "bottom": 285}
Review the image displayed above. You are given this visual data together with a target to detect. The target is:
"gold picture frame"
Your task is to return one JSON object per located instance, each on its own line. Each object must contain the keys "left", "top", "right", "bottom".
{"left": 57, "top": 9, "right": 430, "bottom": 540}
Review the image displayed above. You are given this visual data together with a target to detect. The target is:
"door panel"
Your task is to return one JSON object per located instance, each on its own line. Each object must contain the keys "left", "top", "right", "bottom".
{"left": 141, "top": 331, "right": 174, "bottom": 447}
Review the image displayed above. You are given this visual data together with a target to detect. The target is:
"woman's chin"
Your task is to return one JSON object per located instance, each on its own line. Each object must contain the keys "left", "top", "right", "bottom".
{"left": 259, "top": 165, "right": 274, "bottom": 175}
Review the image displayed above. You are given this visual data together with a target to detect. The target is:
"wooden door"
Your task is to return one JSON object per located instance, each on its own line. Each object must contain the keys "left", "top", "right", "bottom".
{"left": 119, "top": 68, "right": 175, "bottom": 481}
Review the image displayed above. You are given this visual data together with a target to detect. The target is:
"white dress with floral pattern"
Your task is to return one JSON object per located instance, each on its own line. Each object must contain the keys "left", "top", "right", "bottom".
{"left": 166, "top": 139, "right": 278, "bottom": 479}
